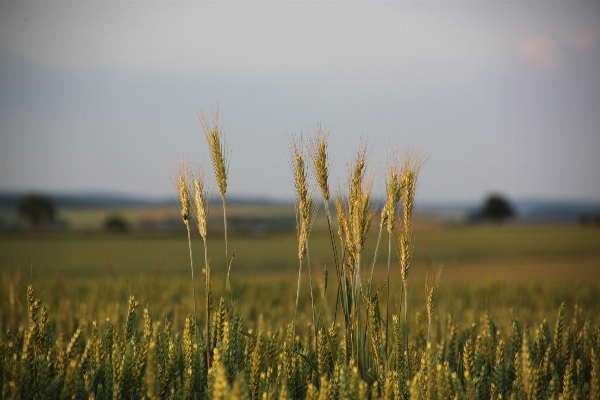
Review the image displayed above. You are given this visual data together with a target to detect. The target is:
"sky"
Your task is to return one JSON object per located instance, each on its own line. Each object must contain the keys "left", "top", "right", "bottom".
{"left": 1, "top": 1, "right": 599, "bottom": 203}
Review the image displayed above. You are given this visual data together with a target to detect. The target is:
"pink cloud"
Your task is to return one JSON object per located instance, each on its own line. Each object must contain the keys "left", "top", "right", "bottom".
{"left": 567, "top": 29, "right": 599, "bottom": 51}
{"left": 517, "top": 35, "right": 561, "bottom": 70}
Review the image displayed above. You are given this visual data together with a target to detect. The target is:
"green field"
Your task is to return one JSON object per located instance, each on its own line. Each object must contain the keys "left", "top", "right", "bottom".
{"left": 2, "top": 223, "right": 599, "bottom": 279}
{"left": 2, "top": 223, "right": 599, "bottom": 333}
{"left": 2, "top": 222, "right": 600, "bottom": 399}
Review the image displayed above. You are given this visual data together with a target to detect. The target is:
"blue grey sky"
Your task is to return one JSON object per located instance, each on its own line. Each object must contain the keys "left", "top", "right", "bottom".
{"left": 1, "top": 1, "right": 599, "bottom": 202}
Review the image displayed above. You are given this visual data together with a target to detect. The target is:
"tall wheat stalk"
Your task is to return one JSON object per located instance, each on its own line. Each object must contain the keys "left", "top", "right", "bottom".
{"left": 290, "top": 136, "right": 318, "bottom": 348}
{"left": 176, "top": 165, "right": 199, "bottom": 340}
{"left": 399, "top": 151, "right": 422, "bottom": 354}
{"left": 191, "top": 170, "right": 212, "bottom": 368}
{"left": 335, "top": 142, "right": 376, "bottom": 371}
{"left": 372, "top": 149, "right": 402, "bottom": 355}
{"left": 308, "top": 127, "right": 343, "bottom": 326}
{"left": 200, "top": 108, "right": 232, "bottom": 307}
{"left": 334, "top": 193, "right": 352, "bottom": 359}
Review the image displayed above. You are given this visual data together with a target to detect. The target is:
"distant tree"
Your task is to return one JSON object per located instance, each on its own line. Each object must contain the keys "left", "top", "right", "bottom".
{"left": 476, "top": 194, "right": 515, "bottom": 222}
{"left": 16, "top": 194, "right": 56, "bottom": 226}
{"left": 104, "top": 215, "right": 129, "bottom": 233}
{"left": 579, "top": 213, "right": 600, "bottom": 227}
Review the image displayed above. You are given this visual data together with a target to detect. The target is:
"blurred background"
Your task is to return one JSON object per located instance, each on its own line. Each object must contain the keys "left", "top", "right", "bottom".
{"left": 2, "top": 2, "right": 599, "bottom": 202}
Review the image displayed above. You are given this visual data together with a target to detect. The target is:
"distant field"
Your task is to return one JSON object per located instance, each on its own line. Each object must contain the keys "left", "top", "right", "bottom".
{"left": 2, "top": 224, "right": 599, "bottom": 284}
{"left": 0, "top": 202, "right": 299, "bottom": 231}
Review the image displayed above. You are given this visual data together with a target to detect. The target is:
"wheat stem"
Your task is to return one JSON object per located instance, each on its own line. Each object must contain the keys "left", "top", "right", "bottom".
{"left": 293, "top": 258, "right": 303, "bottom": 349}
{"left": 290, "top": 136, "right": 315, "bottom": 350}
{"left": 186, "top": 225, "right": 199, "bottom": 339}
{"left": 176, "top": 169, "right": 200, "bottom": 346}
{"left": 404, "top": 281, "right": 409, "bottom": 352}
{"left": 203, "top": 236, "right": 211, "bottom": 369}
{"left": 385, "top": 231, "right": 392, "bottom": 356}
{"left": 324, "top": 201, "right": 342, "bottom": 320}
{"left": 200, "top": 108, "right": 230, "bottom": 310}
{"left": 426, "top": 264, "right": 442, "bottom": 345}
{"left": 221, "top": 196, "right": 230, "bottom": 307}
{"left": 306, "top": 246, "right": 318, "bottom": 343}
{"left": 367, "top": 223, "right": 383, "bottom": 294}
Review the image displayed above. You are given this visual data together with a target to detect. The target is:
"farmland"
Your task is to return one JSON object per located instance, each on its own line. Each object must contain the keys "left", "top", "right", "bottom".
{"left": 2, "top": 205, "right": 600, "bottom": 399}
{"left": 2, "top": 222, "right": 600, "bottom": 328}
{"left": 2, "top": 222, "right": 599, "bottom": 279}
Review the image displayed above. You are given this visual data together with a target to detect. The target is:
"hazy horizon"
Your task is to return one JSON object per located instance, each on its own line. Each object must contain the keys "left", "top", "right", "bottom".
{"left": 3, "top": 188, "right": 600, "bottom": 208}
{"left": 2, "top": 2, "right": 599, "bottom": 203}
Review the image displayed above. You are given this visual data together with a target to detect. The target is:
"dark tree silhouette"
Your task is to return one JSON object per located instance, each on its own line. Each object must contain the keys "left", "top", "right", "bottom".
{"left": 16, "top": 194, "right": 56, "bottom": 226}
{"left": 104, "top": 215, "right": 129, "bottom": 232}
{"left": 477, "top": 194, "right": 515, "bottom": 221}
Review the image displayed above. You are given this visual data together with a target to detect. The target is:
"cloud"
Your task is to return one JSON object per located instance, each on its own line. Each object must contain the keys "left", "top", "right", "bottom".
{"left": 567, "top": 29, "right": 599, "bottom": 52}
{"left": 517, "top": 35, "right": 561, "bottom": 70}
{"left": 517, "top": 29, "right": 599, "bottom": 72}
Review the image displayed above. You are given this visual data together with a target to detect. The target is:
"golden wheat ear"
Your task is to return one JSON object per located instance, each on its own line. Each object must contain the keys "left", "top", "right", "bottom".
{"left": 425, "top": 263, "right": 443, "bottom": 344}
{"left": 199, "top": 108, "right": 228, "bottom": 199}
{"left": 383, "top": 147, "right": 402, "bottom": 234}
{"left": 400, "top": 150, "right": 423, "bottom": 235}
{"left": 176, "top": 164, "right": 191, "bottom": 227}
{"left": 309, "top": 123, "right": 331, "bottom": 203}
{"left": 191, "top": 170, "right": 210, "bottom": 240}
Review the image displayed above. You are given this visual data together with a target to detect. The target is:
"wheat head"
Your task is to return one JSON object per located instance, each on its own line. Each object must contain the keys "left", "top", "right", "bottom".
{"left": 200, "top": 108, "right": 228, "bottom": 199}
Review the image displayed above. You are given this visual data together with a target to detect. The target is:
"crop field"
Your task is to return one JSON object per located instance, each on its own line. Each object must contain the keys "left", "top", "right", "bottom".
{"left": 1, "top": 224, "right": 599, "bottom": 325}
{"left": 1, "top": 127, "right": 600, "bottom": 399}
{"left": 3, "top": 224, "right": 600, "bottom": 399}
{"left": 2, "top": 224, "right": 599, "bottom": 277}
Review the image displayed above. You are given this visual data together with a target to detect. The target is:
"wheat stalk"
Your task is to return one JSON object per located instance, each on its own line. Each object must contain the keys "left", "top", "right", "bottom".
{"left": 289, "top": 135, "right": 318, "bottom": 349}
{"left": 399, "top": 150, "right": 422, "bottom": 351}
{"left": 348, "top": 142, "right": 375, "bottom": 292}
{"left": 334, "top": 141, "right": 376, "bottom": 372}
{"left": 175, "top": 163, "right": 201, "bottom": 344}
{"left": 200, "top": 108, "right": 233, "bottom": 308}
{"left": 334, "top": 192, "right": 352, "bottom": 358}
{"left": 384, "top": 152, "right": 402, "bottom": 355}
{"left": 425, "top": 263, "right": 442, "bottom": 344}
{"left": 369, "top": 147, "right": 402, "bottom": 355}
{"left": 191, "top": 169, "right": 212, "bottom": 368}
{"left": 366, "top": 150, "right": 401, "bottom": 291}
{"left": 309, "top": 126, "right": 346, "bottom": 328}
